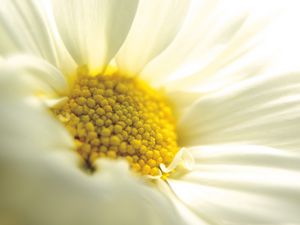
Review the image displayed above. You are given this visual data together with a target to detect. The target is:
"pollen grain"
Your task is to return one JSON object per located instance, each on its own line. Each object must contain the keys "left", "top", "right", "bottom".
{"left": 53, "top": 73, "right": 178, "bottom": 177}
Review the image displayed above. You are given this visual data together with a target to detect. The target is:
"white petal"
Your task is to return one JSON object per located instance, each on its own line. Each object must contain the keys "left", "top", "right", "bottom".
{"left": 0, "top": 0, "right": 77, "bottom": 77}
{"left": 4, "top": 55, "right": 70, "bottom": 96}
{"left": 51, "top": 0, "right": 139, "bottom": 74}
{"left": 178, "top": 72, "right": 300, "bottom": 151}
{"left": 0, "top": 56, "right": 184, "bottom": 225}
{"left": 0, "top": 155, "right": 184, "bottom": 225}
{"left": 0, "top": 1, "right": 56, "bottom": 64}
{"left": 0, "top": 55, "right": 73, "bottom": 156}
{"left": 167, "top": 90, "right": 201, "bottom": 119}
{"left": 167, "top": 145, "right": 300, "bottom": 225}
{"left": 141, "top": 0, "right": 271, "bottom": 87}
{"left": 116, "top": 0, "right": 190, "bottom": 76}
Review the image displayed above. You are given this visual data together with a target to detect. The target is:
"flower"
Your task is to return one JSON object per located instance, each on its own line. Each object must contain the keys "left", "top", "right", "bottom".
{"left": 1, "top": 0, "right": 300, "bottom": 225}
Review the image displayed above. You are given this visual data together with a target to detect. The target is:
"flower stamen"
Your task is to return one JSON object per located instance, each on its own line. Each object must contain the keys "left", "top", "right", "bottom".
{"left": 53, "top": 73, "right": 179, "bottom": 177}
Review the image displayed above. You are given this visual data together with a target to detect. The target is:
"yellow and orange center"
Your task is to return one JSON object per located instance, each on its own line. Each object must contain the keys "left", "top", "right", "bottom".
{"left": 53, "top": 73, "right": 179, "bottom": 176}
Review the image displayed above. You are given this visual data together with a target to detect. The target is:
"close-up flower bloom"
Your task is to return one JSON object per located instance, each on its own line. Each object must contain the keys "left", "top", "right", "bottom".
{"left": 1, "top": 0, "right": 300, "bottom": 225}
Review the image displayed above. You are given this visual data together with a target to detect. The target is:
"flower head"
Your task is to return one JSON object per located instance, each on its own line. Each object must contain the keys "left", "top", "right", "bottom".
{"left": 1, "top": 0, "right": 300, "bottom": 225}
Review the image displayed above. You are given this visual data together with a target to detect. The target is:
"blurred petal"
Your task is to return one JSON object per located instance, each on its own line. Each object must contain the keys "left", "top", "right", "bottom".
{"left": 178, "top": 72, "right": 300, "bottom": 151}
{"left": 167, "top": 145, "right": 300, "bottom": 225}
{"left": 141, "top": 0, "right": 273, "bottom": 88}
{"left": 51, "top": 0, "right": 139, "bottom": 74}
{"left": 0, "top": 55, "right": 73, "bottom": 156}
{"left": 0, "top": 56, "right": 184, "bottom": 225}
{"left": 0, "top": 0, "right": 77, "bottom": 77}
{"left": 116, "top": 0, "right": 190, "bottom": 75}
{"left": 0, "top": 1, "right": 56, "bottom": 64}
{"left": 0, "top": 156, "right": 184, "bottom": 225}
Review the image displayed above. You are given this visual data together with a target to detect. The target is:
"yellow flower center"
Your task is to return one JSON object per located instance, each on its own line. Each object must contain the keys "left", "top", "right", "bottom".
{"left": 53, "top": 73, "right": 179, "bottom": 177}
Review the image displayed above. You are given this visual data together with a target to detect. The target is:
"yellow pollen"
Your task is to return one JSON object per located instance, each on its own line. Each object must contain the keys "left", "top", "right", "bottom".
{"left": 53, "top": 73, "right": 179, "bottom": 176}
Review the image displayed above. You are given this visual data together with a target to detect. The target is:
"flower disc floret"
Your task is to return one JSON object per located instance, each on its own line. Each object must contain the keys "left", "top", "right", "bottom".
{"left": 54, "top": 74, "right": 179, "bottom": 176}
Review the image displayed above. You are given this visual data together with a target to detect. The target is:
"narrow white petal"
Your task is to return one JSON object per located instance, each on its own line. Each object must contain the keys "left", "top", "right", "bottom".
{"left": 116, "top": 0, "right": 190, "bottom": 76}
{"left": 0, "top": 1, "right": 57, "bottom": 64}
{"left": 167, "top": 145, "right": 300, "bottom": 225}
{"left": 157, "top": 180, "right": 212, "bottom": 225}
{"left": 178, "top": 72, "right": 300, "bottom": 151}
{"left": 141, "top": 0, "right": 269, "bottom": 86}
{"left": 0, "top": 0, "right": 77, "bottom": 77}
{"left": 51, "top": 0, "right": 139, "bottom": 74}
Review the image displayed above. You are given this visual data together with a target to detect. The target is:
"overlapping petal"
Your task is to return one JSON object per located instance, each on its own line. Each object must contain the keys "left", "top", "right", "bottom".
{"left": 0, "top": 1, "right": 58, "bottom": 65}
{"left": 178, "top": 71, "right": 300, "bottom": 151}
{"left": 0, "top": 56, "right": 72, "bottom": 156}
{"left": 1, "top": 1, "right": 300, "bottom": 225}
{"left": 51, "top": 0, "right": 139, "bottom": 74}
{"left": 116, "top": 0, "right": 190, "bottom": 76}
{"left": 141, "top": 0, "right": 269, "bottom": 88}
{"left": 167, "top": 145, "right": 300, "bottom": 225}
{"left": 0, "top": 0, "right": 76, "bottom": 77}
{"left": 0, "top": 56, "right": 184, "bottom": 225}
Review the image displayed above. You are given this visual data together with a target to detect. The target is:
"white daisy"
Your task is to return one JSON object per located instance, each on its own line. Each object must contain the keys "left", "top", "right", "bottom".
{"left": 1, "top": 0, "right": 300, "bottom": 225}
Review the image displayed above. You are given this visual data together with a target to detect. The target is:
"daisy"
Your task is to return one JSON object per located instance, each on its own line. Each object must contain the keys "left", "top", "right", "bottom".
{"left": 1, "top": 0, "right": 300, "bottom": 225}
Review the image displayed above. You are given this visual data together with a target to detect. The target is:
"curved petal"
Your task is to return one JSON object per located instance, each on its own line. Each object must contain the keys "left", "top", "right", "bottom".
{"left": 0, "top": 55, "right": 72, "bottom": 156}
{"left": 167, "top": 145, "right": 300, "bottom": 225}
{"left": 51, "top": 0, "right": 139, "bottom": 74}
{"left": 0, "top": 155, "right": 184, "bottom": 225}
{"left": 178, "top": 72, "right": 300, "bottom": 151}
{"left": 0, "top": 1, "right": 56, "bottom": 64}
{"left": 116, "top": 0, "right": 190, "bottom": 76}
{"left": 0, "top": 0, "right": 76, "bottom": 77}
{"left": 0, "top": 56, "right": 184, "bottom": 225}
{"left": 141, "top": 0, "right": 272, "bottom": 87}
